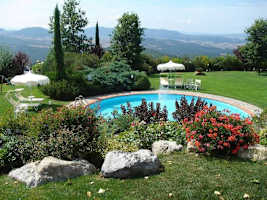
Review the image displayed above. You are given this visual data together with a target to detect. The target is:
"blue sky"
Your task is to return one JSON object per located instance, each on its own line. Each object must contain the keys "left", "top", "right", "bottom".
{"left": 0, "top": 0, "right": 267, "bottom": 34}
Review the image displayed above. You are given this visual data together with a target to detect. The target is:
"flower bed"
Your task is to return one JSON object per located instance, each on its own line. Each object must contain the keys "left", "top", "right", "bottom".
{"left": 183, "top": 106, "right": 259, "bottom": 155}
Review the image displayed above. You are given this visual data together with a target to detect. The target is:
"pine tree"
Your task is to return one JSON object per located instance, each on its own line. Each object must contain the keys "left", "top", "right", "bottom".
{"left": 54, "top": 5, "right": 65, "bottom": 80}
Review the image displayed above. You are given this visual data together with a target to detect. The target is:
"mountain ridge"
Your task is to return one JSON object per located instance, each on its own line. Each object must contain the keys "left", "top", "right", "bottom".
{"left": 0, "top": 26, "right": 245, "bottom": 61}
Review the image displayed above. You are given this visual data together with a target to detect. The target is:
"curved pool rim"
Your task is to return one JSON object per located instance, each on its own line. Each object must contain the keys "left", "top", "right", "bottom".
{"left": 84, "top": 90, "right": 261, "bottom": 117}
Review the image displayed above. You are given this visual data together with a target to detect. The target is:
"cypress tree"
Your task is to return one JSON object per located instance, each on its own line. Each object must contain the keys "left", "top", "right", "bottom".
{"left": 54, "top": 5, "right": 65, "bottom": 80}
{"left": 92, "top": 21, "right": 104, "bottom": 58}
{"left": 95, "top": 21, "right": 100, "bottom": 47}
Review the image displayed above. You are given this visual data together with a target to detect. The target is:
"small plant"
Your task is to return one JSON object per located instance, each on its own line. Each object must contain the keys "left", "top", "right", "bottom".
{"left": 183, "top": 106, "right": 259, "bottom": 155}
{"left": 172, "top": 96, "right": 209, "bottom": 123}
{"left": 118, "top": 121, "right": 186, "bottom": 149}
{"left": 120, "top": 99, "right": 168, "bottom": 124}
{"left": 259, "top": 129, "right": 267, "bottom": 146}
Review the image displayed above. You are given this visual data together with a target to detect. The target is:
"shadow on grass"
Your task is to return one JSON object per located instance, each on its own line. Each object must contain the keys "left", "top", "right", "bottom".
{"left": 258, "top": 72, "right": 267, "bottom": 76}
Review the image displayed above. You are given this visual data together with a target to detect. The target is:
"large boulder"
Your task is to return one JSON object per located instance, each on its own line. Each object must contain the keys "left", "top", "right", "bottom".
{"left": 238, "top": 144, "right": 267, "bottom": 161}
{"left": 8, "top": 157, "right": 97, "bottom": 187}
{"left": 101, "top": 150, "right": 162, "bottom": 178}
{"left": 152, "top": 140, "right": 183, "bottom": 155}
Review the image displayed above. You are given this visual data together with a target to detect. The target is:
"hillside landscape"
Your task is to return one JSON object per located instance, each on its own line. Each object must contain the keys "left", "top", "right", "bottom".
{"left": 0, "top": 26, "right": 246, "bottom": 62}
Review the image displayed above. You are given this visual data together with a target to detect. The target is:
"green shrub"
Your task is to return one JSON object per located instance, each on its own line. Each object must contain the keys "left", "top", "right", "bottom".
{"left": 259, "top": 129, "right": 267, "bottom": 146}
{"left": 0, "top": 112, "right": 31, "bottom": 136}
{"left": 0, "top": 135, "right": 33, "bottom": 173}
{"left": 252, "top": 108, "right": 267, "bottom": 131}
{"left": 133, "top": 73, "right": 151, "bottom": 90}
{"left": 32, "top": 62, "right": 44, "bottom": 74}
{"left": 0, "top": 106, "right": 102, "bottom": 172}
{"left": 40, "top": 79, "right": 79, "bottom": 100}
{"left": 118, "top": 122, "right": 186, "bottom": 150}
{"left": 102, "top": 137, "right": 139, "bottom": 156}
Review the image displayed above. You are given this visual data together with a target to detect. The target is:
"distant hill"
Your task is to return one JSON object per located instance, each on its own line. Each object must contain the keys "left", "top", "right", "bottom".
{"left": 0, "top": 26, "right": 245, "bottom": 62}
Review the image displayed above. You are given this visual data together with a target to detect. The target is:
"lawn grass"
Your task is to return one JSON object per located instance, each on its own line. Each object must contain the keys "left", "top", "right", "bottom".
{"left": 148, "top": 71, "right": 267, "bottom": 109}
{"left": 0, "top": 152, "right": 266, "bottom": 200}
{"left": 0, "top": 84, "right": 69, "bottom": 114}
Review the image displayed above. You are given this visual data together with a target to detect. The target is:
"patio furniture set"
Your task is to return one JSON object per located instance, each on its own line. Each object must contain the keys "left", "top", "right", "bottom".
{"left": 160, "top": 77, "right": 201, "bottom": 91}
{"left": 5, "top": 88, "right": 44, "bottom": 115}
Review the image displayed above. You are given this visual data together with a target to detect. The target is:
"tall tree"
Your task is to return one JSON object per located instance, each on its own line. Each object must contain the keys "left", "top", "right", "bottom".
{"left": 54, "top": 5, "right": 65, "bottom": 80}
{"left": 241, "top": 18, "right": 267, "bottom": 72}
{"left": 0, "top": 46, "right": 13, "bottom": 78}
{"left": 95, "top": 21, "right": 100, "bottom": 47}
{"left": 92, "top": 21, "right": 104, "bottom": 58}
{"left": 110, "top": 12, "right": 144, "bottom": 69}
{"left": 49, "top": 0, "right": 92, "bottom": 53}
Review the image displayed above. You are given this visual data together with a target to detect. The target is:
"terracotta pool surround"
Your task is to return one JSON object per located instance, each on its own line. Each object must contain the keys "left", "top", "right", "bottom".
{"left": 84, "top": 90, "right": 261, "bottom": 117}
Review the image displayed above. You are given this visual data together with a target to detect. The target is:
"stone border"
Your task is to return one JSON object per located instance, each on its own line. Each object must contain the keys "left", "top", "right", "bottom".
{"left": 79, "top": 90, "right": 262, "bottom": 117}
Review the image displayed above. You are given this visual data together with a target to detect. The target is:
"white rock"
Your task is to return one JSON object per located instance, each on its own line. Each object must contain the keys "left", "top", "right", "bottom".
{"left": 152, "top": 140, "right": 183, "bottom": 155}
{"left": 8, "top": 157, "right": 97, "bottom": 187}
{"left": 101, "top": 150, "right": 162, "bottom": 178}
{"left": 238, "top": 144, "right": 267, "bottom": 161}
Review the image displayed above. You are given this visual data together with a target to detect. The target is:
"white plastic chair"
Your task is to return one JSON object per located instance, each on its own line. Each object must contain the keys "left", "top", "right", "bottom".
{"left": 184, "top": 79, "right": 194, "bottom": 89}
{"left": 194, "top": 79, "right": 201, "bottom": 91}
{"left": 174, "top": 78, "right": 183, "bottom": 88}
{"left": 160, "top": 77, "right": 169, "bottom": 88}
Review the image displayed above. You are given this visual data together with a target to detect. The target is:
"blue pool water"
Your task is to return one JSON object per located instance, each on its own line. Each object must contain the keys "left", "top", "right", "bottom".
{"left": 91, "top": 94, "right": 249, "bottom": 120}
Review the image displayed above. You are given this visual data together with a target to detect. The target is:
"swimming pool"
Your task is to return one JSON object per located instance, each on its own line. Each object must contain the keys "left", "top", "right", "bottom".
{"left": 91, "top": 93, "right": 250, "bottom": 120}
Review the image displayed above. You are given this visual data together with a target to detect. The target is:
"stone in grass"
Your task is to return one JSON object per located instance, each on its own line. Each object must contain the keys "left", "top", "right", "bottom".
{"left": 152, "top": 140, "right": 183, "bottom": 155}
{"left": 101, "top": 150, "right": 162, "bottom": 178}
{"left": 8, "top": 156, "right": 97, "bottom": 187}
{"left": 238, "top": 144, "right": 267, "bottom": 161}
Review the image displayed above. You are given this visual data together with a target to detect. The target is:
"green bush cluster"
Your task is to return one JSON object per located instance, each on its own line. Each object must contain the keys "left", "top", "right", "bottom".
{"left": 259, "top": 129, "right": 267, "bottom": 146}
{"left": 41, "top": 61, "right": 151, "bottom": 101}
{"left": 118, "top": 121, "right": 186, "bottom": 150}
{"left": 0, "top": 106, "right": 100, "bottom": 173}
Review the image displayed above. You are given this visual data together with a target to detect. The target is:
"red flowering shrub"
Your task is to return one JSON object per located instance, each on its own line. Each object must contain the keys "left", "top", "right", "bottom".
{"left": 183, "top": 106, "right": 259, "bottom": 155}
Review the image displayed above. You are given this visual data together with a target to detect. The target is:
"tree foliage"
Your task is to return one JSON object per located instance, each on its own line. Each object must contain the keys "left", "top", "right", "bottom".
{"left": 54, "top": 5, "right": 65, "bottom": 80}
{"left": 0, "top": 46, "right": 13, "bottom": 77}
{"left": 49, "top": 0, "right": 92, "bottom": 53}
{"left": 11, "top": 52, "right": 30, "bottom": 76}
{"left": 239, "top": 18, "right": 267, "bottom": 72}
{"left": 110, "top": 12, "right": 144, "bottom": 69}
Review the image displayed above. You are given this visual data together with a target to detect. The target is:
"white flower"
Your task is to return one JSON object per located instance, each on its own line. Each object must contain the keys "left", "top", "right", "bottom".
{"left": 98, "top": 188, "right": 105, "bottom": 194}
{"left": 86, "top": 191, "right": 92, "bottom": 198}
{"left": 168, "top": 193, "right": 173, "bottom": 197}
{"left": 243, "top": 193, "right": 250, "bottom": 199}
{"left": 214, "top": 191, "right": 221, "bottom": 196}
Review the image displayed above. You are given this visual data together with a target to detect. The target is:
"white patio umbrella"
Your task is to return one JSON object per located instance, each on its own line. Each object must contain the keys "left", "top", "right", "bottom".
{"left": 10, "top": 71, "right": 50, "bottom": 86}
{"left": 157, "top": 61, "right": 185, "bottom": 72}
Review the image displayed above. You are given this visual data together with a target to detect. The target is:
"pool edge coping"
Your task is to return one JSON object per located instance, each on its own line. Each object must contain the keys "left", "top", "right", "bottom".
{"left": 79, "top": 90, "right": 262, "bottom": 117}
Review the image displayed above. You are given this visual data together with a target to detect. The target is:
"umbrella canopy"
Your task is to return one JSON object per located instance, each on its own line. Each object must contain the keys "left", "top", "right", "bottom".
{"left": 157, "top": 61, "right": 185, "bottom": 71}
{"left": 10, "top": 71, "right": 50, "bottom": 86}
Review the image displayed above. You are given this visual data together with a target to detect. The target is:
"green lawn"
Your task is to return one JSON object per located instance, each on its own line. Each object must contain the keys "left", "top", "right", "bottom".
{"left": 149, "top": 71, "right": 267, "bottom": 109}
{"left": 0, "top": 152, "right": 266, "bottom": 200}
{"left": 0, "top": 85, "right": 69, "bottom": 114}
